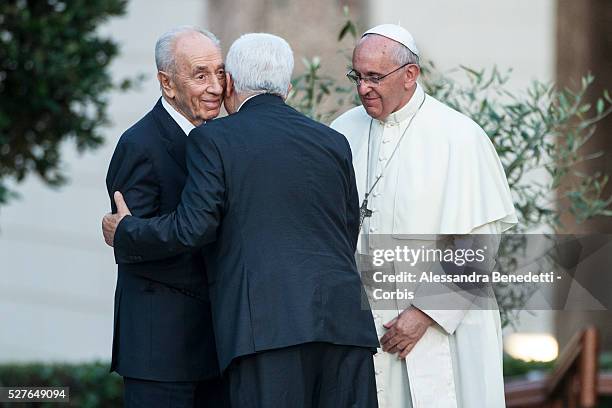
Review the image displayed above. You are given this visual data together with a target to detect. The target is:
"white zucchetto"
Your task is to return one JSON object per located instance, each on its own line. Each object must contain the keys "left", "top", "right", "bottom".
{"left": 362, "top": 24, "right": 420, "bottom": 56}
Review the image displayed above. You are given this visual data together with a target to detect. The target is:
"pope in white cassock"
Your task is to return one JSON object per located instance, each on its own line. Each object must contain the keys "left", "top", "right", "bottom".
{"left": 331, "top": 25, "right": 518, "bottom": 408}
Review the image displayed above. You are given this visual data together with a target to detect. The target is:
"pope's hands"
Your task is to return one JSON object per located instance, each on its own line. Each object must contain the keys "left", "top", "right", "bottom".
{"left": 380, "top": 307, "right": 434, "bottom": 359}
{"left": 102, "top": 191, "right": 132, "bottom": 247}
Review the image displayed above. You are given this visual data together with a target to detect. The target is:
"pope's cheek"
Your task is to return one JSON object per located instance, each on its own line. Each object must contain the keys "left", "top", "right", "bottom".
{"left": 366, "top": 107, "right": 380, "bottom": 118}
{"left": 362, "top": 99, "right": 381, "bottom": 114}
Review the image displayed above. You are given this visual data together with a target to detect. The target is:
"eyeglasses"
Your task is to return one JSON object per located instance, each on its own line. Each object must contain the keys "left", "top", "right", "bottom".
{"left": 346, "top": 63, "right": 412, "bottom": 86}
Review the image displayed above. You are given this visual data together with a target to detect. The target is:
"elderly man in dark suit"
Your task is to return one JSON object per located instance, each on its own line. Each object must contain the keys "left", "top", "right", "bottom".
{"left": 103, "top": 33, "right": 379, "bottom": 408}
{"left": 105, "top": 26, "right": 228, "bottom": 407}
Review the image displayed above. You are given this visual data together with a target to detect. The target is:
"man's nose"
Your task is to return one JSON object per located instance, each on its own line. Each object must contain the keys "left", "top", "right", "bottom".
{"left": 357, "top": 80, "right": 372, "bottom": 95}
{"left": 207, "top": 76, "right": 224, "bottom": 95}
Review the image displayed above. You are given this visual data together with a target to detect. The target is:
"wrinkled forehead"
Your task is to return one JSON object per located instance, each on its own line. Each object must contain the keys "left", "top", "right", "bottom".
{"left": 353, "top": 35, "right": 398, "bottom": 70}
{"left": 174, "top": 33, "right": 223, "bottom": 67}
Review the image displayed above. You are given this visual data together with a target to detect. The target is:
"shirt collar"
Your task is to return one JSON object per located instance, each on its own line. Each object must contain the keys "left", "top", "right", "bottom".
{"left": 237, "top": 93, "right": 266, "bottom": 112}
{"left": 161, "top": 97, "right": 197, "bottom": 135}
{"left": 378, "top": 82, "right": 425, "bottom": 125}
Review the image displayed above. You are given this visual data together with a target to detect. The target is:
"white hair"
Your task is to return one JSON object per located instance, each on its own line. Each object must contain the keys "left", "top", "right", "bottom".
{"left": 362, "top": 33, "right": 420, "bottom": 67}
{"left": 155, "top": 26, "right": 220, "bottom": 73}
{"left": 225, "top": 33, "right": 294, "bottom": 98}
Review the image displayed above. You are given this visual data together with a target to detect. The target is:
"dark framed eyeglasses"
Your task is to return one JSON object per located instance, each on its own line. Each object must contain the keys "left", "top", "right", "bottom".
{"left": 346, "top": 62, "right": 412, "bottom": 86}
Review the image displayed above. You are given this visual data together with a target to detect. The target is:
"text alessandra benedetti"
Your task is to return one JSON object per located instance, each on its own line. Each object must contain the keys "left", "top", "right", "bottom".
{"left": 372, "top": 271, "right": 558, "bottom": 283}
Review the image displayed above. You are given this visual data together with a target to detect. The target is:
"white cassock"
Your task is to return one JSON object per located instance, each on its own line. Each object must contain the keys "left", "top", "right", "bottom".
{"left": 331, "top": 83, "right": 518, "bottom": 408}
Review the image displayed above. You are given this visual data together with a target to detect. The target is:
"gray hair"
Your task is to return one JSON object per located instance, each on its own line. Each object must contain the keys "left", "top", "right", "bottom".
{"left": 225, "top": 33, "right": 294, "bottom": 98}
{"left": 155, "top": 26, "right": 220, "bottom": 73}
{"left": 362, "top": 33, "right": 420, "bottom": 67}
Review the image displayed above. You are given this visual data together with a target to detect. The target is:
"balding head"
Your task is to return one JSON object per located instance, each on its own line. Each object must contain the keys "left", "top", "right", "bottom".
{"left": 155, "top": 26, "right": 220, "bottom": 74}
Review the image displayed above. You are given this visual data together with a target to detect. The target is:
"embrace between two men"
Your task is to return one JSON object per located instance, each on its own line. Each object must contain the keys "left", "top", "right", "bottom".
{"left": 103, "top": 25, "right": 515, "bottom": 408}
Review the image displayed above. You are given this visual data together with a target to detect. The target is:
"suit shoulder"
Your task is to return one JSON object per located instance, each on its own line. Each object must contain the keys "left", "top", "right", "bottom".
{"left": 189, "top": 115, "right": 234, "bottom": 142}
{"left": 319, "top": 120, "right": 351, "bottom": 148}
{"left": 115, "top": 109, "right": 159, "bottom": 148}
{"left": 303, "top": 114, "right": 352, "bottom": 153}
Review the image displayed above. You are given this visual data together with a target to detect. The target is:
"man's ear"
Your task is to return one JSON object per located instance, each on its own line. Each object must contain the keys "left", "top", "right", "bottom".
{"left": 284, "top": 83, "right": 293, "bottom": 100}
{"left": 225, "top": 72, "right": 234, "bottom": 98}
{"left": 404, "top": 65, "right": 421, "bottom": 90}
{"left": 157, "top": 71, "right": 175, "bottom": 99}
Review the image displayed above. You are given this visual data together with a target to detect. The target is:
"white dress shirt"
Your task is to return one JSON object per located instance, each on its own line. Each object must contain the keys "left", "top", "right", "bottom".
{"left": 161, "top": 97, "right": 196, "bottom": 136}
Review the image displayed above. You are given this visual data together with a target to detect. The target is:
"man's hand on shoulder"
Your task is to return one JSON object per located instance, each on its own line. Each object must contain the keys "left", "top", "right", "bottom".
{"left": 102, "top": 191, "right": 132, "bottom": 247}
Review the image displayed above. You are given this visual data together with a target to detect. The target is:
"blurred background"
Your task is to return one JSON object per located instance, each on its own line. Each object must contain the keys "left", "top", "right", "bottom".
{"left": 0, "top": 0, "right": 610, "bottom": 406}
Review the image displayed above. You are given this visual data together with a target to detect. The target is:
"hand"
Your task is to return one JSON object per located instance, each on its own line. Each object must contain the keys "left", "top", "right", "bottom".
{"left": 380, "top": 307, "right": 434, "bottom": 359}
{"left": 102, "top": 191, "right": 132, "bottom": 247}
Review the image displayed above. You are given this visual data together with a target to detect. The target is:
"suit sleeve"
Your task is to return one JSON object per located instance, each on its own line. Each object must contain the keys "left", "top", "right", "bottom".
{"left": 346, "top": 145, "right": 360, "bottom": 252}
{"left": 106, "top": 141, "right": 160, "bottom": 221}
{"left": 112, "top": 130, "right": 225, "bottom": 264}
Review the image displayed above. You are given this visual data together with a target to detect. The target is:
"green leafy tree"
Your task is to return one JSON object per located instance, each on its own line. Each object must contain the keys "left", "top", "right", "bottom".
{"left": 0, "top": 0, "right": 136, "bottom": 206}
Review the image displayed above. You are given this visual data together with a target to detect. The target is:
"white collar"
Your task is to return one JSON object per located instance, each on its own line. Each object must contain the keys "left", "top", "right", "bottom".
{"left": 161, "top": 97, "right": 197, "bottom": 135}
{"left": 237, "top": 93, "right": 265, "bottom": 112}
{"left": 378, "top": 83, "right": 426, "bottom": 125}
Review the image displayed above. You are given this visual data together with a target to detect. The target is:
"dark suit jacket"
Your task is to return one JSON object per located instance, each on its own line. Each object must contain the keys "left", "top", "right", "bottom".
{"left": 113, "top": 94, "right": 379, "bottom": 371}
{"left": 105, "top": 98, "right": 219, "bottom": 381}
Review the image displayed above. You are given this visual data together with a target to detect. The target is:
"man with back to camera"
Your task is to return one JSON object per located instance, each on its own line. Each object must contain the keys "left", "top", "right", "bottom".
{"left": 105, "top": 26, "right": 228, "bottom": 407}
{"left": 331, "top": 24, "right": 517, "bottom": 407}
{"left": 102, "top": 32, "right": 380, "bottom": 408}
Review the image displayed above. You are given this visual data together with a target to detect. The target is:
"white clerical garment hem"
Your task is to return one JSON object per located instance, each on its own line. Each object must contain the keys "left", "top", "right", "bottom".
{"left": 331, "top": 83, "right": 514, "bottom": 408}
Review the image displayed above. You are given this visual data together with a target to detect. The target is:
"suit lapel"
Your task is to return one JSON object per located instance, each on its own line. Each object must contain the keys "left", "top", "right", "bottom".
{"left": 151, "top": 98, "right": 187, "bottom": 172}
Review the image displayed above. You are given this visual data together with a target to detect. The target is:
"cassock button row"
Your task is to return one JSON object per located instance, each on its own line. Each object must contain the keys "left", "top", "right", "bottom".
{"left": 382, "top": 139, "right": 391, "bottom": 144}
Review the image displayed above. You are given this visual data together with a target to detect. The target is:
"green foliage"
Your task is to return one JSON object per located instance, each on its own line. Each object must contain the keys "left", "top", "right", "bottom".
{"left": 421, "top": 66, "right": 612, "bottom": 230}
{"left": 0, "top": 361, "right": 122, "bottom": 407}
{"left": 503, "top": 351, "right": 612, "bottom": 380}
{"left": 503, "top": 353, "right": 555, "bottom": 378}
{"left": 337, "top": 6, "right": 357, "bottom": 42}
{"left": 288, "top": 5, "right": 359, "bottom": 122}
{"left": 0, "top": 0, "right": 136, "bottom": 206}
{"left": 289, "top": 56, "right": 358, "bottom": 123}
